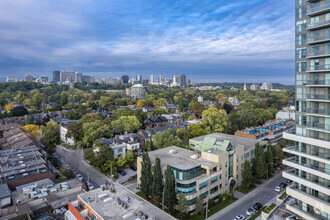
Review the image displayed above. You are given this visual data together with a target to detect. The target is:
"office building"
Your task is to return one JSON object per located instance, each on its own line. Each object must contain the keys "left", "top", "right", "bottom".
{"left": 137, "top": 133, "right": 266, "bottom": 212}
{"left": 24, "top": 74, "right": 34, "bottom": 82}
{"left": 150, "top": 74, "right": 156, "bottom": 84}
{"left": 282, "top": 1, "right": 330, "bottom": 219}
{"left": 250, "top": 84, "right": 261, "bottom": 90}
{"left": 158, "top": 74, "right": 163, "bottom": 83}
{"left": 65, "top": 183, "right": 175, "bottom": 220}
{"left": 53, "top": 71, "right": 60, "bottom": 82}
{"left": 122, "top": 75, "right": 129, "bottom": 84}
{"left": 82, "top": 75, "right": 90, "bottom": 83}
{"left": 74, "top": 72, "right": 82, "bottom": 83}
{"left": 178, "top": 74, "right": 187, "bottom": 87}
{"left": 137, "top": 74, "right": 142, "bottom": 83}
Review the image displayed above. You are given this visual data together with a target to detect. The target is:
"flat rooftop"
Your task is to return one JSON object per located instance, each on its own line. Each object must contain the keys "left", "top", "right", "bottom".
{"left": 78, "top": 183, "right": 175, "bottom": 220}
{"left": 147, "top": 146, "right": 217, "bottom": 169}
{"left": 190, "top": 133, "right": 267, "bottom": 151}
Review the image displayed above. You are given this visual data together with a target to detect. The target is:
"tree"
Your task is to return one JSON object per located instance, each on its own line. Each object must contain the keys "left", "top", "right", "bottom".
{"left": 242, "top": 160, "right": 252, "bottom": 191}
{"left": 136, "top": 99, "right": 143, "bottom": 108}
{"left": 133, "top": 109, "right": 148, "bottom": 125}
{"left": 182, "top": 112, "right": 189, "bottom": 122}
{"left": 152, "top": 157, "right": 163, "bottom": 205}
{"left": 187, "top": 123, "right": 206, "bottom": 138}
{"left": 11, "top": 106, "right": 28, "bottom": 116}
{"left": 254, "top": 143, "right": 266, "bottom": 180}
{"left": 177, "top": 193, "right": 188, "bottom": 218}
{"left": 202, "top": 107, "right": 228, "bottom": 133}
{"left": 265, "top": 146, "right": 275, "bottom": 177}
{"left": 195, "top": 197, "right": 204, "bottom": 215}
{"left": 140, "top": 152, "right": 153, "bottom": 199}
{"left": 117, "top": 155, "right": 127, "bottom": 167}
{"left": 66, "top": 122, "right": 81, "bottom": 143}
{"left": 40, "top": 121, "right": 60, "bottom": 156}
{"left": 23, "top": 124, "right": 40, "bottom": 139}
{"left": 152, "top": 108, "right": 168, "bottom": 116}
{"left": 111, "top": 116, "right": 141, "bottom": 134}
{"left": 274, "top": 144, "right": 285, "bottom": 167}
{"left": 89, "top": 142, "right": 114, "bottom": 170}
{"left": 4, "top": 103, "right": 15, "bottom": 111}
{"left": 164, "top": 165, "right": 176, "bottom": 212}
{"left": 153, "top": 128, "right": 183, "bottom": 149}
{"left": 125, "top": 151, "right": 135, "bottom": 163}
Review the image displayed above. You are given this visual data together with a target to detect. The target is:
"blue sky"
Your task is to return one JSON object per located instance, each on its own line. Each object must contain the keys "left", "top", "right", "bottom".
{"left": 0, "top": 0, "right": 295, "bottom": 83}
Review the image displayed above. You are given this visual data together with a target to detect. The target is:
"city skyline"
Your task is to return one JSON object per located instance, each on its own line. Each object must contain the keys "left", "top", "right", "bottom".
{"left": 0, "top": 0, "right": 295, "bottom": 84}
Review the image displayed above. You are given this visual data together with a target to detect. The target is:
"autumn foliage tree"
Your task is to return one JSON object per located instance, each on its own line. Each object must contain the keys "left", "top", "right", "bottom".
{"left": 23, "top": 124, "right": 40, "bottom": 139}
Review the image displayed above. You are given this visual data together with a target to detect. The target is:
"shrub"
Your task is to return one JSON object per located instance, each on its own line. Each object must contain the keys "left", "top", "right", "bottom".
{"left": 264, "top": 203, "right": 277, "bottom": 214}
{"left": 223, "top": 193, "right": 229, "bottom": 201}
{"left": 217, "top": 194, "right": 223, "bottom": 203}
{"left": 58, "top": 176, "right": 67, "bottom": 182}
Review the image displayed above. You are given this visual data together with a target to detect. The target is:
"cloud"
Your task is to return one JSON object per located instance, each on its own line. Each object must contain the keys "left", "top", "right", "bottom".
{"left": 0, "top": 0, "right": 295, "bottom": 83}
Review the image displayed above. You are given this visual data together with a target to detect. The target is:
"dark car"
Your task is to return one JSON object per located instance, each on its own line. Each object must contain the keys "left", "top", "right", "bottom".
{"left": 117, "top": 170, "right": 127, "bottom": 176}
{"left": 130, "top": 165, "right": 137, "bottom": 171}
{"left": 280, "top": 182, "right": 288, "bottom": 188}
{"left": 253, "top": 203, "right": 263, "bottom": 210}
{"left": 286, "top": 179, "right": 291, "bottom": 184}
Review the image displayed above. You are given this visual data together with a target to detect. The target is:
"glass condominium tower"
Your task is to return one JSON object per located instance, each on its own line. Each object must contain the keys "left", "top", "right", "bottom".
{"left": 283, "top": 0, "right": 330, "bottom": 219}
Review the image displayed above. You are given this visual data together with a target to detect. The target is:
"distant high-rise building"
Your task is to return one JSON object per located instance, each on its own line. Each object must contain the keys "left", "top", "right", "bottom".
{"left": 82, "top": 75, "right": 90, "bottom": 83}
{"left": 281, "top": 1, "right": 330, "bottom": 219}
{"left": 53, "top": 71, "right": 60, "bottom": 82}
{"left": 6, "top": 76, "right": 16, "bottom": 83}
{"left": 178, "top": 74, "right": 186, "bottom": 87}
{"left": 75, "top": 72, "right": 82, "bottom": 83}
{"left": 261, "top": 82, "right": 273, "bottom": 90}
{"left": 122, "top": 75, "right": 129, "bottom": 83}
{"left": 142, "top": 79, "right": 149, "bottom": 84}
{"left": 24, "top": 74, "right": 34, "bottom": 82}
{"left": 137, "top": 74, "right": 142, "bottom": 83}
{"left": 150, "top": 74, "right": 156, "bottom": 84}
{"left": 126, "top": 84, "right": 146, "bottom": 99}
{"left": 40, "top": 76, "right": 48, "bottom": 83}
{"left": 186, "top": 79, "right": 191, "bottom": 87}
{"left": 158, "top": 74, "right": 163, "bottom": 83}
{"left": 250, "top": 84, "right": 260, "bottom": 90}
{"left": 172, "top": 75, "right": 177, "bottom": 83}
{"left": 243, "top": 83, "right": 247, "bottom": 91}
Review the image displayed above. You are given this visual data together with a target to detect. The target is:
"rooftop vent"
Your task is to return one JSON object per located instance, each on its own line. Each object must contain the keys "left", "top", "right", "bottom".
{"left": 190, "top": 154, "right": 199, "bottom": 160}
{"left": 169, "top": 149, "right": 177, "bottom": 154}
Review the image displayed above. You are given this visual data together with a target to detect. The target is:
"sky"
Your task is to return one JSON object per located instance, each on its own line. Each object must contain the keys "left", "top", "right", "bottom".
{"left": 0, "top": 0, "right": 295, "bottom": 84}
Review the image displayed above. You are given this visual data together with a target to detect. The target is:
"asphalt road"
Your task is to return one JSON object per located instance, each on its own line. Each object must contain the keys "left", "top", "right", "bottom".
{"left": 209, "top": 171, "right": 286, "bottom": 220}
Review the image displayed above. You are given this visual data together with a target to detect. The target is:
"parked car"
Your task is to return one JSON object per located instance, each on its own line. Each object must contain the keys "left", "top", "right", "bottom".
{"left": 246, "top": 208, "right": 256, "bottom": 216}
{"left": 286, "top": 179, "right": 291, "bottom": 184}
{"left": 234, "top": 214, "right": 245, "bottom": 220}
{"left": 87, "top": 182, "right": 94, "bottom": 190}
{"left": 280, "top": 182, "right": 288, "bottom": 188}
{"left": 76, "top": 174, "right": 83, "bottom": 181}
{"left": 130, "top": 165, "right": 137, "bottom": 171}
{"left": 288, "top": 197, "right": 296, "bottom": 205}
{"left": 61, "top": 207, "right": 67, "bottom": 213}
{"left": 118, "top": 170, "right": 127, "bottom": 176}
{"left": 275, "top": 186, "right": 283, "bottom": 192}
{"left": 253, "top": 203, "right": 263, "bottom": 210}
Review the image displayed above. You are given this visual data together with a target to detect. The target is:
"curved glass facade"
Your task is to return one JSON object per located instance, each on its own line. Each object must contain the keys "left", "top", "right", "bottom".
{"left": 172, "top": 165, "right": 206, "bottom": 181}
{"left": 176, "top": 181, "right": 196, "bottom": 195}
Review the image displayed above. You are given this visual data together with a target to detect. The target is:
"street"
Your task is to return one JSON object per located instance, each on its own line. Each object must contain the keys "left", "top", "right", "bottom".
{"left": 209, "top": 171, "right": 286, "bottom": 220}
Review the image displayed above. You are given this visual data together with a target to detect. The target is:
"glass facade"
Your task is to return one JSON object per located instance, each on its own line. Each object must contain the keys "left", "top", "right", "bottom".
{"left": 176, "top": 181, "right": 196, "bottom": 195}
{"left": 172, "top": 165, "right": 206, "bottom": 181}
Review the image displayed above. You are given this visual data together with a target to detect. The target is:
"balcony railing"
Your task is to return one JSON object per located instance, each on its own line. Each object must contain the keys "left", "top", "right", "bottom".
{"left": 306, "top": 108, "right": 330, "bottom": 115}
{"left": 306, "top": 80, "right": 330, "bottom": 85}
{"left": 308, "top": 3, "right": 330, "bottom": 14}
{"left": 289, "top": 183, "right": 330, "bottom": 204}
{"left": 285, "top": 130, "right": 330, "bottom": 141}
{"left": 306, "top": 93, "right": 330, "bottom": 100}
{"left": 308, "top": 19, "right": 330, "bottom": 29}
{"left": 307, "top": 50, "right": 330, "bottom": 57}
{"left": 285, "top": 157, "right": 330, "bottom": 174}
{"left": 285, "top": 145, "right": 330, "bottom": 160}
{"left": 306, "top": 65, "right": 330, "bottom": 71}
{"left": 308, "top": 34, "right": 330, "bottom": 43}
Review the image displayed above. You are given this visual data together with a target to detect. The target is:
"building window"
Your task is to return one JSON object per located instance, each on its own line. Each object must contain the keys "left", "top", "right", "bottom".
{"left": 225, "top": 181, "right": 227, "bottom": 186}
{"left": 225, "top": 171, "right": 227, "bottom": 177}
{"left": 237, "top": 156, "right": 238, "bottom": 162}
{"left": 219, "top": 164, "right": 222, "bottom": 170}
{"left": 219, "top": 174, "right": 222, "bottom": 180}
{"left": 241, "top": 163, "right": 244, "bottom": 169}
{"left": 241, "top": 155, "right": 243, "bottom": 160}
{"left": 236, "top": 174, "right": 239, "bottom": 179}
{"left": 200, "top": 191, "right": 208, "bottom": 199}
{"left": 210, "top": 186, "right": 218, "bottom": 194}
{"left": 219, "top": 184, "right": 222, "bottom": 189}
{"left": 210, "top": 176, "right": 218, "bottom": 184}
{"left": 251, "top": 150, "right": 255, "bottom": 156}
{"left": 236, "top": 166, "right": 238, "bottom": 171}
{"left": 199, "top": 181, "right": 208, "bottom": 190}
{"left": 244, "top": 152, "right": 250, "bottom": 159}
{"left": 225, "top": 162, "right": 227, "bottom": 167}
{"left": 187, "top": 198, "right": 197, "bottom": 206}
{"left": 177, "top": 182, "right": 196, "bottom": 195}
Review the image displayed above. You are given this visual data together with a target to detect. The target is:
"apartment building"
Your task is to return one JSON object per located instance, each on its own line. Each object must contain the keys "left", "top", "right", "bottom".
{"left": 282, "top": 0, "right": 330, "bottom": 219}
{"left": 137, "top": 133, "right": 266, "bottom": 212}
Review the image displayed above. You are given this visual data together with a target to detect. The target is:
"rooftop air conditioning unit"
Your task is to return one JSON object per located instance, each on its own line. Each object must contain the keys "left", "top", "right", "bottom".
{"left": 190, "top": 155, "right": 199, "bottom": 160}
{"left": 169, "top": 149, "right": 177, "bottom": 154}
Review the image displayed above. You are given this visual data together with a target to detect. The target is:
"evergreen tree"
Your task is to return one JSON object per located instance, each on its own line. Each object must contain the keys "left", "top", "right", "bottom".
{"left": 140, "top": 152, "right": 153, "bottom": 199}
{"left": 265, "top": 145, "right": 275, "bottom": 178}
{"left": 195, "top": 197, "right": 204, "bottom": 215}
{"left": 177, "top": 193, "right": 188, "bottom": 218}
{"left": 242, "top": 160, "right": 252, "bottom": 191}
{"left": 152, "top": 157, "right": 163, "bottom": 205}
{"left": 164, "top": 165, "right": 176, "bottom": 212}
{"left": 254, "top": 143, "right": 266, "bottom": 180}
{"left": 274, "top": 144, "right": 285, "bottom": 167}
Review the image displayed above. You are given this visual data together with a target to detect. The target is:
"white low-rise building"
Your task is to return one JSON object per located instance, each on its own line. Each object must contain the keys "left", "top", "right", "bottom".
{"left": 60, "top": 119, "right": 77, "bottom": 146}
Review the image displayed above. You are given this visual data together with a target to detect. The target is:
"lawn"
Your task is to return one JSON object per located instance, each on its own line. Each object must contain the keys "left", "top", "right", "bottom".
{"left": 236, "top": 185, "right": 256, "bottom": 194}
{"left": 264, "top": 203, "right": 277, "bottom": 214}
{"left": 190, "top": 197, "right": 238, "bottom": 220}
{"left": 249, "top": 207, "right": 266, "bottom": 220}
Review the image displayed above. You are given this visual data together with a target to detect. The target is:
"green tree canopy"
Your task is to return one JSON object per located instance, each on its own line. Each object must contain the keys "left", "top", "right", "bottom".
{"left": 202, "top": 107, "right": 228, "bottom": 133}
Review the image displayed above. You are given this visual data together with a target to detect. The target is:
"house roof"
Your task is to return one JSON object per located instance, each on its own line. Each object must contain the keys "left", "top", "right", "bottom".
{"left": 0, "top": 184, "right": 11, "bottom": 199}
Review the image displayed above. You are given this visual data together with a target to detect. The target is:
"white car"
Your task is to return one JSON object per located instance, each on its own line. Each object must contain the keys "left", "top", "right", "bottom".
{"left": 275, "top": 186, "right": 283, "bottom": 192}
{"left": 87, "top": 182, "right": 94, "bottom": 190}
{"left": 246, "top": 208, "right": 256, "bottom": 216}
{"left": 76, "top": 174, "right": 83, "bottom": 181}
{"left": 234, "top": 214, "right": 245, "bottom": 220}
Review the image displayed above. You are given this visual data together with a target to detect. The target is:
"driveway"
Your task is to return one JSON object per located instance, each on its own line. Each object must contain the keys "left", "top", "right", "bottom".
{"left": 208, "top": 171, "right": 287, "bottom": 220}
